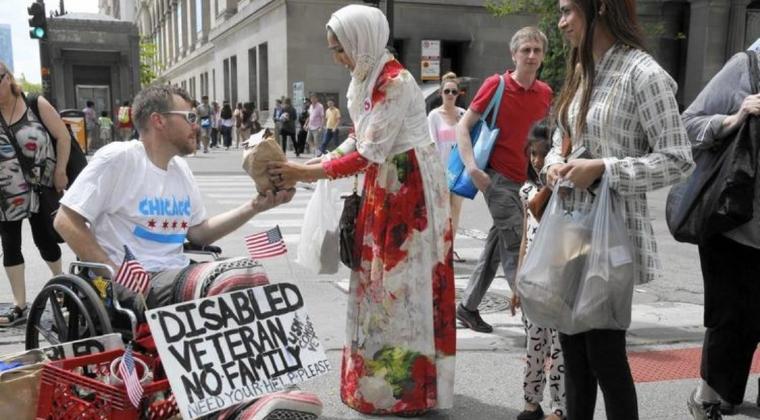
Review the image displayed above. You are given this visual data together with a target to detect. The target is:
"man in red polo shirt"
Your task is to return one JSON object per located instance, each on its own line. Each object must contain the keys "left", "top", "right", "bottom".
{"left": 456, "top": 26, "right": 552, "bottom": 333}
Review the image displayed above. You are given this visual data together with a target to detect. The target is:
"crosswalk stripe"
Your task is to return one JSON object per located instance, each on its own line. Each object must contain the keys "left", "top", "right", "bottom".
{"left": 195, "top": 175, "right": 488, "bottom": 255}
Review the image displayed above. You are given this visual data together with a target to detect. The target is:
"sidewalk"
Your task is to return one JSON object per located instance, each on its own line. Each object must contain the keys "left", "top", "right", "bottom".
{"left": 301, "top": 279, "right": 760, "bottom": 419}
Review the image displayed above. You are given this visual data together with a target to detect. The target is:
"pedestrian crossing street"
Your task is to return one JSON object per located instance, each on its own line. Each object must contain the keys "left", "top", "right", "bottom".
{"left": 195, "top": 174, "right": 491, "bottom": 262}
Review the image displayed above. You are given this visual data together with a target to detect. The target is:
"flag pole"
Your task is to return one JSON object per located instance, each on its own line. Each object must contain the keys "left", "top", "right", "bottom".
{"left": 277, "top": 225, "right": 297, "bottom": 280}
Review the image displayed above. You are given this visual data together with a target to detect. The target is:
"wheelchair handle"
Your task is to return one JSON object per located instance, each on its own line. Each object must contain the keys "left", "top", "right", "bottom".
{"left": 69, "top": 261, "right": 116, "bottom": 279}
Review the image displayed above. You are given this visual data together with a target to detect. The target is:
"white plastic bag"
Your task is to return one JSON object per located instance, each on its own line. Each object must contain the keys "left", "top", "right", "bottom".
{"left": 296, "top": 179, "right": 341, "bottom": 274}
{"left": 517, "top": 175, "right": 634, "bottom": 334}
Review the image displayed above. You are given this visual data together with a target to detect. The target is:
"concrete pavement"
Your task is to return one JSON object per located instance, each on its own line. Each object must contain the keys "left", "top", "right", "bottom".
{"left": 0, "top": 145, "right": 757, "bottom": 419}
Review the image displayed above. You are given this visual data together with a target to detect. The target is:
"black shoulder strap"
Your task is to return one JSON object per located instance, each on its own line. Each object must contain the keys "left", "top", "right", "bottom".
{"left": 748, "top": 51, "right": 759, "bottom": 95}
{"left": 26, "top": 93, "right": 41, "bottom": 119}
{"left": 0, "top": 104, "right": 37, "bottom": 181}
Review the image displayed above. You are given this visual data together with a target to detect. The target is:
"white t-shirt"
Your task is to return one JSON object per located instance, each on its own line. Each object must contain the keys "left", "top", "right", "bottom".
{"left": 60, "top": 141, "right": 207, "bottom": 272}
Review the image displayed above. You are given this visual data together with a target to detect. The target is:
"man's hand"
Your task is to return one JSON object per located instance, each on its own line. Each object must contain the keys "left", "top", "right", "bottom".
{"left": 467, "top": 167, "right": 491, "bottom": 192}
{"left": 53, "top": 167, "right": 68, "bottom": 193}
{"left": 552, "top": 159, "right": 606, "bottom": 191}
{"left": 251, "top": 189, "right": 295, "bottom": 214}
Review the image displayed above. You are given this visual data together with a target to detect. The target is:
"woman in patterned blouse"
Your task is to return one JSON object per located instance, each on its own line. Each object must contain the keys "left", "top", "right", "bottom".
{"left": 545, "top": 1, "right": 694, "bottom": 418}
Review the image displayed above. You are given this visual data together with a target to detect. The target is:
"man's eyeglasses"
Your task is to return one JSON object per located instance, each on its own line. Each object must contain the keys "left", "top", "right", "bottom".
{"left": 162, "top": 111, "right": 198, "bottom": 124}
{"left": 329, "top": 45, "right": 345, "bottom": 54}
{"left": 443, "top": 89, "right": 459, "bottom": 96}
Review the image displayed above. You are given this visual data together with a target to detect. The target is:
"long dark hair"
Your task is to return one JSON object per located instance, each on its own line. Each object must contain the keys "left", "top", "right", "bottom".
{"left": 525, "top": 121, "right": 552, "bottom": 185}
{"left": 555, "top": 0, "right": 646, "bottom": 141}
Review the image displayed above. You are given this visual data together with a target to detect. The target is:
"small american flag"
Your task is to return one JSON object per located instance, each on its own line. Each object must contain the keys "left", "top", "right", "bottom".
{"left": 245, "top": 226, "right": 287, "bottom": 259}
{"left": 119, "top": 343, "right": 144, "bottom": 409}
{"left": 114, "top": 245, "right": 151, "bottom": 295}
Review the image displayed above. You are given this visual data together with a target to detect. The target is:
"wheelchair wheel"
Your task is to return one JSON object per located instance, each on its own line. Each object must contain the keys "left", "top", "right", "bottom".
{"left": 25, "top": 274, "right": 113, "bottom": 350}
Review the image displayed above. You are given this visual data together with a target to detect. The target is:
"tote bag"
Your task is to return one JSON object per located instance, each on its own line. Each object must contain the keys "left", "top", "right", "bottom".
{"left": 446, "top": 75, "right": 505, "bottom": 199}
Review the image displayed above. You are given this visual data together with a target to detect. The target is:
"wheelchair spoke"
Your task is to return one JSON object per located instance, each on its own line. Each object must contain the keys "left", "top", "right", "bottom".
{"left": 34, "top": 322, "right": 61, "bottom": 346}
{"left": 48, "top": 292, "right": 69, "bottom": 342}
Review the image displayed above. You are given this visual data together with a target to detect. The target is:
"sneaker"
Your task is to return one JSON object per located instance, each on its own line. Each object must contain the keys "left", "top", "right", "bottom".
{"left": 688, "top": 389, "right": 722, "bottom": 420}
{"left": 516, "top": 405, "right": 544, "bottom": 420}
{"left": 456, "top": 303, "right": 493, "bottom": 333}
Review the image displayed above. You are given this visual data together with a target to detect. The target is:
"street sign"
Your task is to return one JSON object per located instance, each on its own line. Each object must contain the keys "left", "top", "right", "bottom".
{"left": 421, "top": 40, "right": 441, "bottom": 81}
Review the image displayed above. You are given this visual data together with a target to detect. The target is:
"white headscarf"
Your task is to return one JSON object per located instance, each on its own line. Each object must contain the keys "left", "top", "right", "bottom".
{"left": 326, "top": 5, "right": 393, "bottom": 122}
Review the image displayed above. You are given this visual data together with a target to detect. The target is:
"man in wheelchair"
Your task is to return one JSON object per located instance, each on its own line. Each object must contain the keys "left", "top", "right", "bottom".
{"left": 52, "top": 85, "right": 320, "bottom": 419}
{"left": 54, "top": 84, "right": 294, "bottom": 308}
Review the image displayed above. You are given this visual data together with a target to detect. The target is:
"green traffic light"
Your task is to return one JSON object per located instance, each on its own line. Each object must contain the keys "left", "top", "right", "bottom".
{"left": 32, "top": 27, "right": 45, "bottom": 39}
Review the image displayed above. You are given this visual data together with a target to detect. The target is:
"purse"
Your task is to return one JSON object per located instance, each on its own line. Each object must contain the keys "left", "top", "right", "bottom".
{"left": 666, "top": 51, "right": 760, "bottom": 244}
{"left": 26, "top": 93, "right": 88, "bottom": 188}
{"left": 339, "top": 176, "right": 362, "bottom": 270}
{"left": 446, "top": 75, "right": 505, "bottom": 199}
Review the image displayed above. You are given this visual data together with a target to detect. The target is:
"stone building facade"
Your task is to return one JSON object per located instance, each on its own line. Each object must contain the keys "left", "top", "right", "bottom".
{"left": 45, "top": 13, "right": 140, "bottom": 115}
{"left": 105, "top": 0, "right": 760, "bottom": 121}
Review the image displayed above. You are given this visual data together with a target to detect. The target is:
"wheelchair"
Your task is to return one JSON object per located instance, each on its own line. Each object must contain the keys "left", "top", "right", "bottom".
{"left": 24, "top": 243, "right": 223, "bottom": 350}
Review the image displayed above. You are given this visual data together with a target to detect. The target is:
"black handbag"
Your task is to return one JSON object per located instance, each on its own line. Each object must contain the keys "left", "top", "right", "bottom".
{"left": 26, "top": 93, "right": 88, "bottom": 188}
{"left": 339, "top": 176, "right": 362, "bottom": 270}
{"left": 666, "top": 51, "right": 760, "bottom": 244}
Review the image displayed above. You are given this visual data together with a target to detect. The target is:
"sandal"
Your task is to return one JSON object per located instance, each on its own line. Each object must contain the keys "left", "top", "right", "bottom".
{"left": 453, "top": 251, "right": 466, "bottom": 263}
{"left": 0, "top": 305, "right": 27, "bottom": 327}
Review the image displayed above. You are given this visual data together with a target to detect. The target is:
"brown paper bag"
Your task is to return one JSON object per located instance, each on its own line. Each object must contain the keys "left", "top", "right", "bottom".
{"left": 242, "top": 132, "right": 287, "bottom": 194}
{"left": 0, "top": 349, "right": 48, "bottom": 419}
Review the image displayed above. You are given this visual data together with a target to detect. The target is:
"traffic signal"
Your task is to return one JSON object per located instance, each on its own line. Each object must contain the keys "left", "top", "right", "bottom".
{"left": 28, "top": 1, "right": 47, "bottom": 40}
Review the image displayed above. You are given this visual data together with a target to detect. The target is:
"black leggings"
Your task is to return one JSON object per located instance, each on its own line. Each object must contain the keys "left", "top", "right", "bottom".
{"left": 559, "top": 329, "right": 638, "bottom": 420}
{"left": 0, "top": 213, "right": 62, "bottom": 266}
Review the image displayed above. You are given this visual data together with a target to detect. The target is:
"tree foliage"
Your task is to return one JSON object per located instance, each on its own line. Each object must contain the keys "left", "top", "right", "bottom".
{"left": 139, "top": 38, "right": 161, "bottom": 86}
{"left": 485, "top": 0, "right": 568, "bottom": 92}
{"left": 17, "top": 74, "right": 42, "bottom": 94}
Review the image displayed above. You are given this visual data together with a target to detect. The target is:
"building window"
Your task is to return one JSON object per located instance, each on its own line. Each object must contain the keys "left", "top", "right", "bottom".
{"left": 195, "top": 0, "right": 203, "bottom": 35}
{"left": 248, "top": 47, "right": 258, "bottom": 108}
{"left": 190, "top": 76, "right": 196, "bottom": 99}
{"left": 212, "top": 69, "right": 216, "bottom": 99}
{"left": 258, "top": 42, "right": 268, "bottom": 111}
{"left": 175, "top": 4, "right": 182, "bottom": 55}
{"left": 223, "top": 58, "right": 230, "bottom": 102}
{"left": 230, "top": 55, "right": 238, "bottom": 106}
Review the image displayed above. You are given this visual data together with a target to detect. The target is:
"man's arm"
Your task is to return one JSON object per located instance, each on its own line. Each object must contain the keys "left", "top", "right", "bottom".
{"left": 186, "top": 189, "right": 295, "bottom": 246}
{"left": 54, "top": 205, "right": 118, "bottom": 273}
{"left": 456, "top": 109, "right": 491, "bottom": 191}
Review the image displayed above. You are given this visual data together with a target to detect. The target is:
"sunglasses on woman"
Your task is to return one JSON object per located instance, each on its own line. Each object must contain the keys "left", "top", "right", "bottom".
{"left": 162, "top": 110, "right": 198, "bottom": 124}
{"left": 442, "top": 89, "right": 459, "bottom": 96}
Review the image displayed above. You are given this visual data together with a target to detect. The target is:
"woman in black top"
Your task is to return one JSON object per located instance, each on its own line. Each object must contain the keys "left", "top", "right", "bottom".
{"left": 0, "top": 61, "right": 70, "bottom": 326}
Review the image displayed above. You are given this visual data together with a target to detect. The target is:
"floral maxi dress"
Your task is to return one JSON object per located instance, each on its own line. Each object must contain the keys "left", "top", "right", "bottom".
{"left": 323, "top": 59, "right": 456, "bottom": 415}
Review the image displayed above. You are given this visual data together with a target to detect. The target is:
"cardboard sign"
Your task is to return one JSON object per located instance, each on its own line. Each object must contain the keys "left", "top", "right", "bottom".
{"left": 146, "top": 283, "right": 330, "bottom": 419}
{"left": 39, "top": 333, "right": 124, "bottom": 361}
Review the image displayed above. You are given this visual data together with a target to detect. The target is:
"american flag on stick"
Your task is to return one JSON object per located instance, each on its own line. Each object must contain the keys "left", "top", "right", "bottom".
{"left": 119, "top": 343, "right": 144, "bottom": 409}
{"left": 245, "top": 226, "right": 288, "bottom": 259}
{"left": 114, "top": 245, "right": 151, "bottom": 295}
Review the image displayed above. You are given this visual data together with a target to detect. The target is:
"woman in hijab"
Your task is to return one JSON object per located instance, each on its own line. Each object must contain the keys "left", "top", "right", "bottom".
{"left": 268, "top": 4, "right": 455, "bottom": 416}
